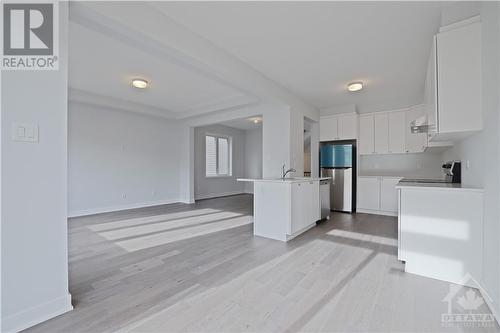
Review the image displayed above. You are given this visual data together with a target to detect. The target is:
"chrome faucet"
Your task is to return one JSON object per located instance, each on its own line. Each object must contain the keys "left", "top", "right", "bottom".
{"left": 282, "top": 164, "right": 296, "bottom": 180}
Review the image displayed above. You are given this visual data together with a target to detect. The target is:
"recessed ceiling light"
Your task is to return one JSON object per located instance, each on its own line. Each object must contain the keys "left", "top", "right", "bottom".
{"left": 132, "top": 78, "right": 148, "bottom": 89}
{"left": 347, "top": 82, "right": 363, "bottom": 92}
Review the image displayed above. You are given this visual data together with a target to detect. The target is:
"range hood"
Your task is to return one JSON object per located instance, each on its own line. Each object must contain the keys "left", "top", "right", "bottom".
{"left": 410, "top": 114, "right": 429, "bottom": 134}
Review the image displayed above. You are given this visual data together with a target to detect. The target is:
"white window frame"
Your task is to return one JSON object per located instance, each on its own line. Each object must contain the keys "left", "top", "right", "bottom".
{"left": 205, "top": 134, "right": 232, "bottom": 178}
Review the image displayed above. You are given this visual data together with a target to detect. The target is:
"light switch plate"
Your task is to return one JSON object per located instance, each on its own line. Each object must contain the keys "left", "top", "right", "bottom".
{"left": 12, "top": 122, "right": 39, "bottom": 142}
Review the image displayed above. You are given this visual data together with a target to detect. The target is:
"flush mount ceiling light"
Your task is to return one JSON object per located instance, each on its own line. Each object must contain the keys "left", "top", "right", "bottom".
{"left": 131, "top": 78, "right": 148, "bottom": 89}
{"left": 249, "top": 117, "right": 262, "bottom": 124}
{"left": 347, "top": 82, "right": 363, "bottom": 92}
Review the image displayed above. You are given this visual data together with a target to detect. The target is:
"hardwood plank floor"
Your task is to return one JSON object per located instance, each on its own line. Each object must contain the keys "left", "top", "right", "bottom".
{"left": 25, "top": 194, "right": 499, "bottom": 332}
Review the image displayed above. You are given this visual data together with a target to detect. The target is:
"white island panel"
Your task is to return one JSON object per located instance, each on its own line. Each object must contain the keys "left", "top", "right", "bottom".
{"left": 398, "top": 186, "right": 483, "bottom": 287}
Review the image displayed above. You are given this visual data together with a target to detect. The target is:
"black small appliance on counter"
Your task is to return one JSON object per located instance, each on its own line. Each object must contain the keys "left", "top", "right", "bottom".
{"left": 442, "top": 160, "right": 461, "bottom": 183}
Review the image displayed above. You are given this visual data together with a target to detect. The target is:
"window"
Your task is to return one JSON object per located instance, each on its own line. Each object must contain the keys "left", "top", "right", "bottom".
{"left": 206, "top": 135, "right": 232, "bottom": 177}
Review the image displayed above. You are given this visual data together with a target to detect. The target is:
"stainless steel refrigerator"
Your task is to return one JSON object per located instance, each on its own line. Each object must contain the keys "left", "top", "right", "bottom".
{"left": 320, "top": 143, "right": 355, "bottom": 213}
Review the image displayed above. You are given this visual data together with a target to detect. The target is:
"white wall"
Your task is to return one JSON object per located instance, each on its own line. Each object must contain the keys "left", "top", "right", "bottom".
{"left": 244, "top": 127, "right": 263, "bottom": 193}
{"left": 441, "top": 2, "right": 500, "bottom": 319}
{"left": 1, "top": 4, "right": 72, "bottom": 332}
{"left": 359, "top": 153, "right": 444, "bottom": 178}
{"left": 194, "top": 124, "right": 246, "bottom": 200}
{"left": 68, "top": 103, "right": 182, "bottom": 216}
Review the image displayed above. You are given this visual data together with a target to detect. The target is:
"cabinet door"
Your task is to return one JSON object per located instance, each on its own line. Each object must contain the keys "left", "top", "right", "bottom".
{"left": 357, "top": 177, "right": 380, "bottom": 211}
{"left": 320, "top": 116, "right": 338, "bottom": 141}
{"left": 358, "top": 116, "right": 374, "bottom": 155}
{"left": 290, "top": 182, "right": 318, "bottom": 234}
{"left": 405, "top": 106, "right": 427, "bottom": 153}
{"left": 425, "top": 38, "right": 438, "bottom": 135}
{"left": 437, "top": 22, "right": 482, "bottom": 133}
{"left": 290, "top": 183, "right": 304, "bottom": 234}
{"left": 309, "top": 181, "right": 320, "bottom": 222}
{"left": 380, "top": 178, "right": 402, "bottom": 213}
{"left": 338, "top": 114, "right": 357, "bottom": 140}
{"left": 374, "top": 114, "right": 389, "bottom": 154}
{"left": 388, "top": 112, "right": 406, "bottom": 154}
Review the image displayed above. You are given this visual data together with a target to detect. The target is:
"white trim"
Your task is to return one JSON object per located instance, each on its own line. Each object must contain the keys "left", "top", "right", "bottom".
{"left": 68, "top": 198, "right": 180, "bottom": 218}
{"left": 439, "top": 15, "right": 481, "bottom": 33}
{"left": 478, "top": 282, "right": 500, "bottom": 326}
{"left": 69, "top": 88, "right": 177, "bottom": 119}
{"left": 286, "top": 222, "right": 316, "bottom": 241}
{"left": 319, "top": 111, "right": 358, "bottom": 119}
{"left": 356, "top": 208, "right": 398, "bottom": 217}
{"left": 2, "top": 294, "right": 72, "bottom": 333}
{"left": 195, "top": 191, "right": 246, "bottom": 201}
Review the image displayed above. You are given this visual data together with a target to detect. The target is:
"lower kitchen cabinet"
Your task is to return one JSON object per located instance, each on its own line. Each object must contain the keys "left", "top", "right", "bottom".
{"left": 290, "top": 180, "right": 320, "bottom": 235}
{"left": 380, "top": 177, "right": 401, "bottom": 212}
{"left": 357, "top": 177, "right": 380, "bottom": 211}
{"left": 357, "top": 176, "right": 402, "bottom": 216}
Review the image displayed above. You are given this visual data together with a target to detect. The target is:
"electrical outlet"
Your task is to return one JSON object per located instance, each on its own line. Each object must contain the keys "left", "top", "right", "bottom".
{"left": 152, "top": 189, "right": 157, "bottom": 196}
{"left": 122, "top": 193, "right": 127, "bottom": 199}
{"left": 466, "top": 160, "right": 470, "bottom": 170}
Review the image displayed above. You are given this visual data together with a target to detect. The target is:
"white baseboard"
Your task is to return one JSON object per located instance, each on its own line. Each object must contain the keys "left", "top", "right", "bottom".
{"left": 68, "top": 198, "right": 180, "bottom": 217}
{"left": 478, "top": 282, "right": 500, "bottom": 326}
{"left": 356, "top": 208, "right": 398, "bottom": 217}
{"left": 195, "top": 191, "right": 246, "bottom": 201}
{"left": 2, "top": 293, "right": 73, "bottom": 333}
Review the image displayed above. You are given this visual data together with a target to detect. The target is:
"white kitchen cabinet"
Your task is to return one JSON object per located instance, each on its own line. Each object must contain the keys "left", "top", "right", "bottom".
{"left": 424, "top": 39, "right": 438, "bottom": 136}
{"left": 357, "top": 177, "right": 380, "bottom": 211}
{"left": 380, "top": 177, "right": 401, "bottom": 212}
{"left": 251, "top": 179, "right": 320, "bottom": 242}
{"left": 290, "top": 180, "right": 320, "bottom": 235}
{"left": 406, "top": 106, "right": 427, "bottom": 153}
{"left": 358, "top": 115, "right": 374, "bottom": 154}
{"left": 358, "top": 176, "right": 402, "bottom": 215}
{"left": 319, "top": 116, "right": 338, "bottom": 141}
{"left": 374, "top": 114, "right": 389, "bottom": 154}
{"left": 338, "top": 113, "right": 358, "bottom": 140}
{"left": 320, "top": 113, "right": 357, "bottom": 141}
{"left": 426, "top": 19, "right": 482, "bottom": 142}
{"left": 388, "top": 112, "right": 406, "bottom": 154}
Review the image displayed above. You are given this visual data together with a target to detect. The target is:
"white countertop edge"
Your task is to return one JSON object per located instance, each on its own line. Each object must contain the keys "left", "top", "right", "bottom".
{"left": 396, "top": 183, "right": 484, "bottom": 192}
{"left": 237, "top": 177, "right": 330, "bottom": 183}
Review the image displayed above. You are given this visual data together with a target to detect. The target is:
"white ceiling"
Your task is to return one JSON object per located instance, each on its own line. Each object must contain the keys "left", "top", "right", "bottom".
{"left": 219, "top": 116, "right": 263, "bottom": 131}
{"left": 69, "top": 20, "right": 255, "bottom": 118}
{"left": 154, "top": 2, "right": 443, "bottom": 113}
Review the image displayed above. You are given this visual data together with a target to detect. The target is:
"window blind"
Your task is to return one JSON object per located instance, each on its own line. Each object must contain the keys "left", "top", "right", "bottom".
{"left": 205, "top": 135, "right": 217, "bottom": 176}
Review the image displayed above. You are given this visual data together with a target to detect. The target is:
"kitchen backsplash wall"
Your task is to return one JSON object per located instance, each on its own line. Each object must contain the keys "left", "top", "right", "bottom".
{"left": 359, "top": 152, "right": 444, "bottom": 178}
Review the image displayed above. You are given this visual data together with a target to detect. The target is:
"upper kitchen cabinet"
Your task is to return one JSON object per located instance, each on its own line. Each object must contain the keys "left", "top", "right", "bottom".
{"left": 388, "top": 111, "right": 406, "bottom": 154}
{"left": 426, "top": 18, "right": 482, "bottom": 142}
{"left": 359, "top": 111, "right": 406, "bottom": 155}
{"left": 374, "top": 113, "right": 389, "bottom": 154}
{"left": 359, "top": 115, "right": 375, "bottom": 154}
{"left": 405, "top": 106, "right": 427, "bottom": 153}
{"left": 320, "top": 112, "right": 357, "bottom": 142}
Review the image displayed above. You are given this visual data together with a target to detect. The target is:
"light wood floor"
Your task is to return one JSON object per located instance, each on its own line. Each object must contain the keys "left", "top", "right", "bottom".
{"left": 26, "top": 194, "right": 499, "bottom": 332}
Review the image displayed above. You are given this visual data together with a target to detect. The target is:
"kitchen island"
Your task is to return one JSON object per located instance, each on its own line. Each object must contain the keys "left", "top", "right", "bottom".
{"left": 396, "top": 181, "right": 484, "bottom": 287}
{"left": 238, "top": 178, "right": 327, "bottom": 241}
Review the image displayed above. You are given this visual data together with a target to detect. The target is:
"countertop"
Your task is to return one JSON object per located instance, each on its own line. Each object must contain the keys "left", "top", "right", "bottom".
{"left": 237, "top": 177, "right": 330, "bottom": 184}
{"left": 358, "top": 173, "right": 443, "bottom": 179}
{"left": 395, "top": 181, "right": 484, "bottom": 193}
